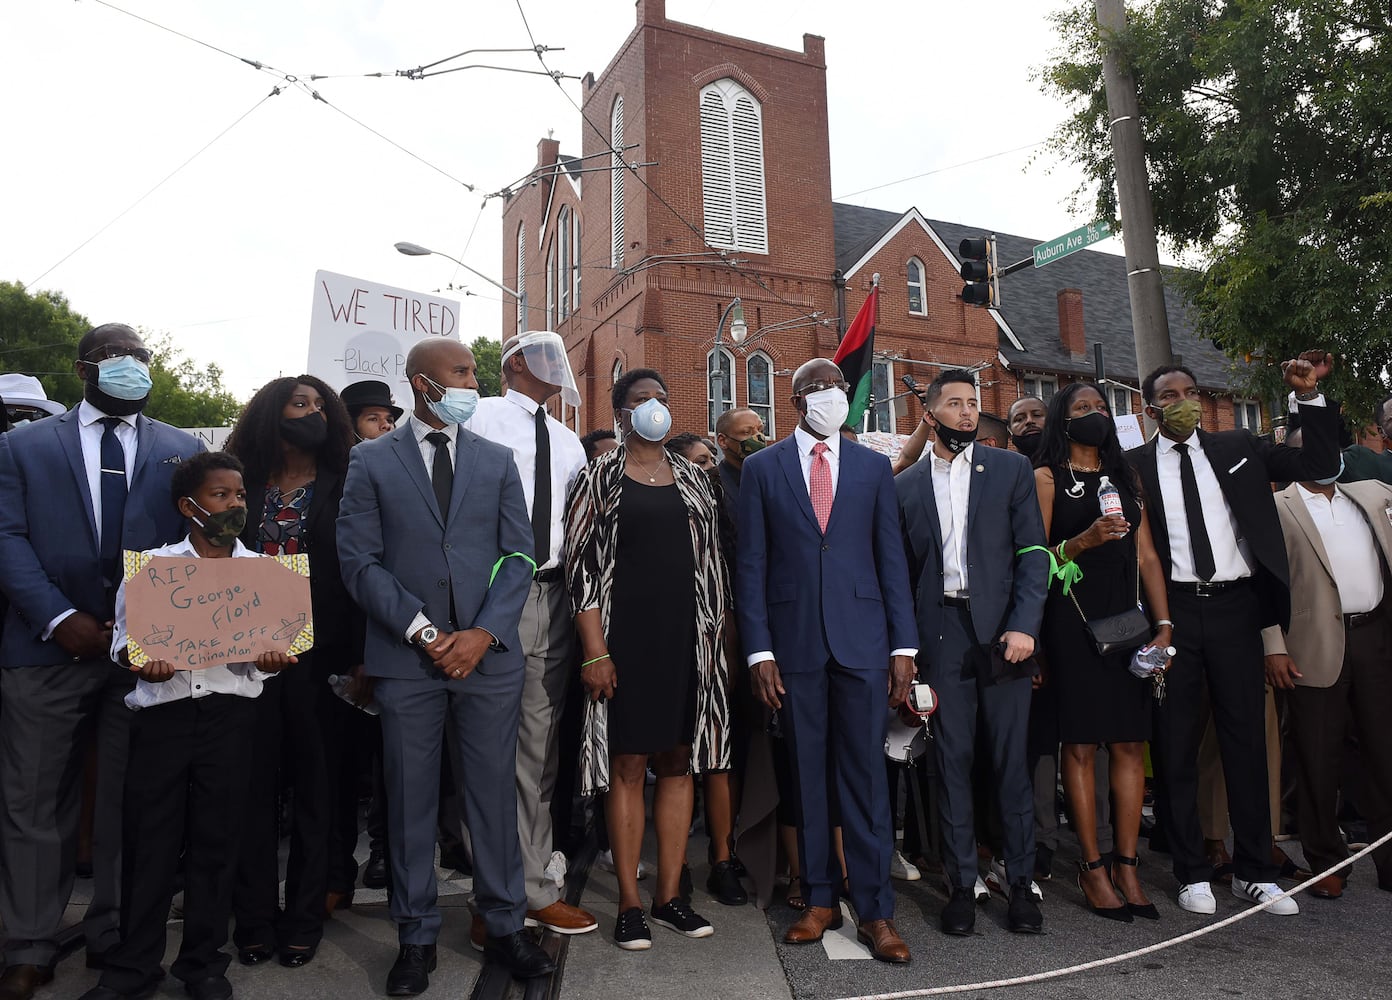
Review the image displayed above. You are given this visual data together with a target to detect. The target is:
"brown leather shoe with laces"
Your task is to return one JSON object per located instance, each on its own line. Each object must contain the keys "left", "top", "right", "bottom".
{"left": 857, "top": 918, "right": 911, "bottom": 964}
{"left": 784, "top": 905, "right": 843, "bottom": 944}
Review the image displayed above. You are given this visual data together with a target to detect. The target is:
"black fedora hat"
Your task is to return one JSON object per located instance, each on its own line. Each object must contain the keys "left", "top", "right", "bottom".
{"left": 341, "top": 380, "right": 403, "bottom": 421}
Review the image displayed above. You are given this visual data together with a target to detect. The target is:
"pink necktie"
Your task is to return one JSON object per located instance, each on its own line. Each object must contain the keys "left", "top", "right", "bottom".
{"left": 810, "top": 442, "right": 833, "bottom": 533}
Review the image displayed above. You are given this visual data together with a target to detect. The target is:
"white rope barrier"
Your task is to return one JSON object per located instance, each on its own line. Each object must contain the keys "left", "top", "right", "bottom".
{"left": 836, "top": 830, "right": 1392, "bottom": 1000}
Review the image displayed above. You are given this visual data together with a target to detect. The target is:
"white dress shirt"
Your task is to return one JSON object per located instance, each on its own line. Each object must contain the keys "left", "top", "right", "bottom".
{"left": 1296, "top": 484, "right": 1383, "bottom": 614}
{"left": 112, "top": 537, "right": 272, "bottom": 711}
{"left": 45, "top": 401, "right": 141, "bottom": 638}
{"left": 748, "top": 427, "right": 915, "bottom": 666}
{"left": 1154, "top": 432, "right": 1254, "bottom": 583}
{"left": 930, "top": 443, "right": 974, "bottom": 596}
{"left": 465, "top": 389, "right": 585, "bottom": 570}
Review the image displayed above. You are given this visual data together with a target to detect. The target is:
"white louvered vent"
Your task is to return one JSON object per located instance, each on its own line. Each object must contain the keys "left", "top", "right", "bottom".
{"left": 699, "top": 79, "right": 768, "bottom": 255}
{"left": 516, "top": 222, "right": 527, "bottom": 332}
{"left": 611, "top": 96, "right": 625, "bottom": 268}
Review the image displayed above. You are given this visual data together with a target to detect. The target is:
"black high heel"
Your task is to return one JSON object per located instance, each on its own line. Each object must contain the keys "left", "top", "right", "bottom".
{"left": 1112, "top": 855, "right": 1160, "bottom": 920}
{"left": 1077, "top": 858, "right": 1132, "bottom": 922}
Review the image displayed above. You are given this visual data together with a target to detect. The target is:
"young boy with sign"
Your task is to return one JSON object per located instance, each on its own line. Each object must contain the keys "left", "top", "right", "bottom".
{"left": 80, "top": 452, "right": 297, "bottom": 1000}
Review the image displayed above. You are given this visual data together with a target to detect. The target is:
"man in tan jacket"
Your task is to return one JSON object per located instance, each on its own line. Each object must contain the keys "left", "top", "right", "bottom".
{"left": 1262, "top": 466, "right": 1392, "bottom": 898}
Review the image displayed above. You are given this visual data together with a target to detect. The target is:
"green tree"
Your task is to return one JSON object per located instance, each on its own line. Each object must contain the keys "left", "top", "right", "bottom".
{"left": 1039, "top": 0, "right": 1392, "bottom": 416}
{"left": 141, "top": 333, "right": 243, "bottom": 428}
{"left": 471, "top": 335, "right": 503, "bottom": 398}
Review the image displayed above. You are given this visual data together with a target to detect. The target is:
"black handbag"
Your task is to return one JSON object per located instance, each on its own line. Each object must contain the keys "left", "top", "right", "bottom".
{"left": 1070, "top": 561, "right": 1150, "bottom": 656}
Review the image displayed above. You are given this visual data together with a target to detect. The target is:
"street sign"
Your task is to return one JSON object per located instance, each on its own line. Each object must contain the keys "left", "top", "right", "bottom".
{"left": 1033, "top": 221, "right": 1113, "bottom": 268}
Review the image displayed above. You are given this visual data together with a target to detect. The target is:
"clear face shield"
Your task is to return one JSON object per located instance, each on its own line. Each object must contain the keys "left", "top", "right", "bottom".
{"left": 505, "top": 331, "right": 580, "bottom": 408}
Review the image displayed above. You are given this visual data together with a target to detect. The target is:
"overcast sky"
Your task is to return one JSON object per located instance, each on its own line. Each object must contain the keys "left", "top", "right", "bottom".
{"left": 1, "top": 0, "right": 1112, "bottom": 400}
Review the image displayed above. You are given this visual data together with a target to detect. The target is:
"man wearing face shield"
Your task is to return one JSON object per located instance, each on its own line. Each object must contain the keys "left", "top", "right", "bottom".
{"left": 464, "top": 331, "right": 596, "bottom": 938}
{"left": 0, "top": 324, "right": 204, "bottom": 1000}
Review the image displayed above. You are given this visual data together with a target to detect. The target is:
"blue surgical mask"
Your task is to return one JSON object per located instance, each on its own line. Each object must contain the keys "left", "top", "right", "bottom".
{"left": 624, "top": 398, "right": 671, "bottom": 442}
{"left": 1313, "top": 457, "right": 1345, "bottom": 486}
{"left": 420, "top": 375, "right": 479, "bottom": 425}
{"left": 91, "top": 355, "right": 152, "bottom": 401}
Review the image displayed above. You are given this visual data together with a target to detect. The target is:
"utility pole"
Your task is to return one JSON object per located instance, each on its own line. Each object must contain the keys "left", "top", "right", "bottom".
{"left": 1095, "top": 0, "right": 1173, "bottom": 399}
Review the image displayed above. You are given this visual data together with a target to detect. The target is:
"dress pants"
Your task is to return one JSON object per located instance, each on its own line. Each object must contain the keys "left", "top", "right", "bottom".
{"left": 1286, "top": 613, "right": 1392, "bottom": 884}
{"left": 926, "top": 606, "right": 1034, "bottom": 887}
{"left": 1198, "top": 682, "right": 1283, "bottom": 840}
{"left": 324, "top": 692, "right": 381, "bottom": 894}
{"left": 514, "top": 577, "right": 574, "bottom": 910}
{"left": 1152, "top": 582, "right": 1277, "bottom": 884}
{"left": 780, "top": 660, "right": 894, "bottom": 923}
{"left": 0, "top": 660, "right": 133, "bottom": 966}
{"left": 375, "top": 664, "right": 527, "bottom": 943}
{"left": 232, "top": 656, "right": 330, "bottom": 949}
{"left": 99, "top": 695, "right": 256, "bottom": 992}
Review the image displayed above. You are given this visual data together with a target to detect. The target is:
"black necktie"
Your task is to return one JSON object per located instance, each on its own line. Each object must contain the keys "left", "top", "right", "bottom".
{"left": 426, "top": 431, "right": 453, "bottom": 520}
{"left": 99, "top": 417, "right": 128, "bottom": 591}
{"left": 1174, "top": 442, "right": 1216, "bottom": 582}
{"left": 532, "top": 406, "right": 551, "bottom": 566}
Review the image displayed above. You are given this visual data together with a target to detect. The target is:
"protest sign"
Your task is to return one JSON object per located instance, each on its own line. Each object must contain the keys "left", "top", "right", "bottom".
{"left": 306, "top": 269, "right": 461, "bottom": 398}
{"left": 1114, "top": 413, "right": 1146, "bottom": 451}
{"left": 123, "top": 552, "right": 314, "bottom": 670}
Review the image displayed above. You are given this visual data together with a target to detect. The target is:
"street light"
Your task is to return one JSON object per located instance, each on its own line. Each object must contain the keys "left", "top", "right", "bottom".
{"left": 709, "top": 298, "right": 747, "bottom": 423}
{"left": 394, "top": 241, "right": 520, "bottom": 300}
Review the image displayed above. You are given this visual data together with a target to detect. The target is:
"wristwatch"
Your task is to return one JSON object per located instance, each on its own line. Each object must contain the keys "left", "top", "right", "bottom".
{"left": 414, "top": 625, "right": 440, "bottom": 648}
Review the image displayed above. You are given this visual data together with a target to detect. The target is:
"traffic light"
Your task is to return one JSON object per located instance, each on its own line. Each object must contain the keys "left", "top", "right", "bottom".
{"left": 960, "top": 236, "right": 998, "bottom": 308}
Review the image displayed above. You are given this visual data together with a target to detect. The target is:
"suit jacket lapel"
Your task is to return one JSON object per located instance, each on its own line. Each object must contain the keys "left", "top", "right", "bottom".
{"left": 132, "top": 414, "right": 155, "bottom": 481}
{"left": 913, "top": 461, "right": 944, "bottom": 556}
{"left": 1281, "top": 488, "right": 1335, "bottom": 582}
{"left": 966, "top": 448, "right": 986, "bottom": 536}
{"left": 57, "top": 412, "right": 99, "bottom": 543}
{"left": 1133, "top": 441, "right": 1168, "bottom": 564}
{"left": 777, "top": 438, "right": 820, "bottom": 532}
{"left": 447, "top": 432, "right": 479, "bottom": 525}
{"left": 391, "top": 428, "right": 444, "bottom": 528}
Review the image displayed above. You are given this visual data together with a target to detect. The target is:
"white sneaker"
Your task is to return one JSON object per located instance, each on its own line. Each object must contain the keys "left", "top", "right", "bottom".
{"left": 1178, "top": 881, "right": 1216, "bottom": 914}
{"left": 889, "top": 850, "right": 921, "bottom": 881}
{"left": 596, "top": 849, "right": 650, "bottom": 881}
{"left": 544, "top": 851, "right": 567, "bottom": 888}
{"left": 1232, "top": 878, "right": 1299, "bottom": 915}
{"left": 973, "top": 876, "right": 991, "bottom": 903}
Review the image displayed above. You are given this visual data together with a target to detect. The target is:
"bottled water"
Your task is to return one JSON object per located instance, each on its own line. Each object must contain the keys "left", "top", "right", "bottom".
{"left": 1129, "top": 644, "right": 1175, "bottom": 678}
{"left": 1097, "top": 475, "right": 1123, "bottom": 517}
{"left": 328, "top": 674, "right": 380, "bottom": 715}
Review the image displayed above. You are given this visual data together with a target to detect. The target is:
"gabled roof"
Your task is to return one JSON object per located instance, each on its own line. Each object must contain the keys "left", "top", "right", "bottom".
{"left": 832, "top": 202, "right": 1243, "bottom": 390}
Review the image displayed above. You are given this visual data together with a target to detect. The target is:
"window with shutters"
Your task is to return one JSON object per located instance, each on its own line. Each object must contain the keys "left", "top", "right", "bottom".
{"left": 906, "top": 258, "right": 927, "bottom": 316}
{"left": 558, "top": 206, "right": 571, "bottom": 321}
{"left": 611, "top": 96, "right": 625, "bottom": 268}
{"left": 699, "top": 79, "right": 768, "bottom": 254}
{"left": 545, "top": 242, "right": 556, "bottom": 329}
{"left": 707, "top": 347, "right": 735, "bottom": 433}
{"left": 515, "top": 223, "right": 527, "bottom": 333}
{"left": 746, "top": 351, "right": 774, "bottom": 436}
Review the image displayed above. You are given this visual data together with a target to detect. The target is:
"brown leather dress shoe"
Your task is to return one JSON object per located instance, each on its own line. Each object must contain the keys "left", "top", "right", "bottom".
{"left": 1308, "top": 873, "right": 1344, "bottom": 899}
{"left": 784, "top": 905, "right": 843, "bottom": 944}
{"left": 525, "top": 899, "right": 598, "bottom": 935}
{"left": 0, "top": 964, "right": 54, "bottom": 1000}
{"left": 857, "top": 918, "right": 911, "bottom": 964}
{"left": 1204, "top": 839, "right": 1234, "bottom": 883}
{"left": 324, "top": 889, "right": 353, "bottom": 917}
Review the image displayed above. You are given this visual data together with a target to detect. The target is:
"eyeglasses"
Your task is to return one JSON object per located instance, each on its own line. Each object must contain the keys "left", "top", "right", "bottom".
{"left": 83, "top": 345, "right": 153, "bottom": 365}
{"left": 796, "top": 379, "right": 849, "bottom": 395}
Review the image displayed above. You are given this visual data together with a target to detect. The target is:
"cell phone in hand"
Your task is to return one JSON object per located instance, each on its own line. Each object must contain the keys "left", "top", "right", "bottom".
{"left": 901, "top": 374, "right": 924, "bottom": 406}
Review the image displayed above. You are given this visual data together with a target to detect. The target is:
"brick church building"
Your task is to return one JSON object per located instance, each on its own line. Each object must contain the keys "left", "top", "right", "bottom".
{"left": 499, "top": 0, "right": 1257, "bottom": 440}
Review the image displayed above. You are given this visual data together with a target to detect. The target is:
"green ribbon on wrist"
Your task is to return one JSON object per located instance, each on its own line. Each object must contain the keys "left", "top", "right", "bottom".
{"left": 1016, "top": 544, "right": 1085, "bottom": 595}
{"left": 489, "top": 552, "right": 539, "bottom": 586}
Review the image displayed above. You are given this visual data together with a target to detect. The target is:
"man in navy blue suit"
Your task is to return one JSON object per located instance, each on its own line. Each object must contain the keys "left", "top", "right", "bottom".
{"left": 0, "top": 324, "right": 203, "bottom": 1000}
{"left": 896, "top": 369, "right": 1049, "bottom": 938}
{"left": 736, "top": 358, "right": 918, "bottom": 964}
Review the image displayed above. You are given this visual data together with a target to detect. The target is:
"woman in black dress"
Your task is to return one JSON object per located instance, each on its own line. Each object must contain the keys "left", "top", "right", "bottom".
{"left": 565, "top": 369, "right": 732, "bottom": 951}
{"left": 1033, "top": 383, "right": 1173, "bottom": 921}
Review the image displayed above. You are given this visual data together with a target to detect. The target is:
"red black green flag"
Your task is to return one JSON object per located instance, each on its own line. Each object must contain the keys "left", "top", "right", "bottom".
{"left": 834, "top": 281, "right": 879, "bottom": 428}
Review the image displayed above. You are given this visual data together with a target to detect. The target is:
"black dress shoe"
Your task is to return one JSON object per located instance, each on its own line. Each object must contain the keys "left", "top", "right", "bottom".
{"left": 940, "top": 886, "right": 976, "bottom": 936}
{"left": 237, "top": 944, "right": 275, "bottom": 966}
{"left": 706, "top": 859, "right": 749, "bottom": 906}
{"left": 363, "top": 850, "right": 390, "bottom": 890}
{"left": 279, "top": 944, "right": 317, "bottom": 968}
{"left": 1007, "top": 878, "right": 1044, "bottom": 933}
{"left": 438, "top": 846, "right": 472, "bottom": 876}
{"left": 483, "top": 930, "right": 556, "bottom": 980}
{"left": 184, "top": 976, "right": 233, "bottom": 1000}
{"left": 86, "top": 947, "right": 113, "bottom": 970}
{"left": 386, "top": 943, "right": 437, "bottom": 997}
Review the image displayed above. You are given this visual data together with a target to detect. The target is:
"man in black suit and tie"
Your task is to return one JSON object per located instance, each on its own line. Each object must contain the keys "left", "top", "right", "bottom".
{"left": 1129, "top": 352, "right": 1338, "bottom": 917}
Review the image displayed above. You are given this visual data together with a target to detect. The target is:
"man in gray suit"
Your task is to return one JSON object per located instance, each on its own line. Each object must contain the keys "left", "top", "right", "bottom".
{"left": 0, "top": 324, "right": 203, "bottom": 1000}
{"left": 337, "top": 337, "right": 554, "bottom": 996}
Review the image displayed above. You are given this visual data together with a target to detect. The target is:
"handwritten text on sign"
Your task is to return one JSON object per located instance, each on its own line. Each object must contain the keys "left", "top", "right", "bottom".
{"left": 124, "top": 554, "right": 314, "bottom": 670}
{"left": 306, "top": 269, "right": 461, "bottom": 398}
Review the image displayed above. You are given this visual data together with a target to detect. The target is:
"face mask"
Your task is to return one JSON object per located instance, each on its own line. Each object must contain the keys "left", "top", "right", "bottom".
{"left": 280, "top": 413, "right": 328, "bottom": 451}
{"left": 90, "top": 355, "right": 153, "bottom": 401}
{"left": 801, "top": 387, "right": 850, "bottom": 437}
{"left": 623, "top": 398, "right": 672, "bottom": 442}
{"left": 1155, "top": 399, "right": 1202, "bottom": 438}
{"left": 186, "top": 498, "right": 247, "bottom": 547}
{"left": 932, "top": 419, "right": 976, "bottom": 455}
{"left": 1313, "top": 457, "right": 1345, "bottom": 487}
{"left": 1011, "top": 432, "right": 1041, "bottom": 458}
{"left": 1065, "top": 411, "right": 1114, "bottom": 448}
{"left": 421, "top": 376, "right": 479, "bottom": 425}
{"left": 737, "top": 433, "right": 767, "bottom": 456}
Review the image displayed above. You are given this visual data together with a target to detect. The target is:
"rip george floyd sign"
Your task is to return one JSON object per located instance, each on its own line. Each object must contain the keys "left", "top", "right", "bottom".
{"left": 122, "top": 552, "right": 314, "bottom": 669}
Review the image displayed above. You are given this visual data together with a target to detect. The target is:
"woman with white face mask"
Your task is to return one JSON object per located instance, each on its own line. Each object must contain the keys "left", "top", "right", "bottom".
{"left": 564, "top": 368, "right": 733, "bottom": 952}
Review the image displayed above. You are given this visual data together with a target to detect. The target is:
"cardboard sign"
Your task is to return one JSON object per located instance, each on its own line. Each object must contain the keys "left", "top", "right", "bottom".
{"left": 1115, "top": 413, "right": 1147, "bottom": 451}
{"left": 123, "top": 552, "right": 314, "bottom": 670}
{"left": 306, "top": 269, "right": 460, "bottom": 398}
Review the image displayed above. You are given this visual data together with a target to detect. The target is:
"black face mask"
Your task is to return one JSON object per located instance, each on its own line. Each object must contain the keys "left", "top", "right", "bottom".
{"left": 83, "top": 378, "right": 148, "bottom": 417}
{"left": 933, "top": 420, "right": 976, "bottom": 455}
{"left": 280, "top": 413, "right": 328, "bottom": 451}
{"left": 1065, "top": 411, "right": 1114, "bottom": 448}
{"left": 1011, "top": 431, "right": 1042, "bottom": 458}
